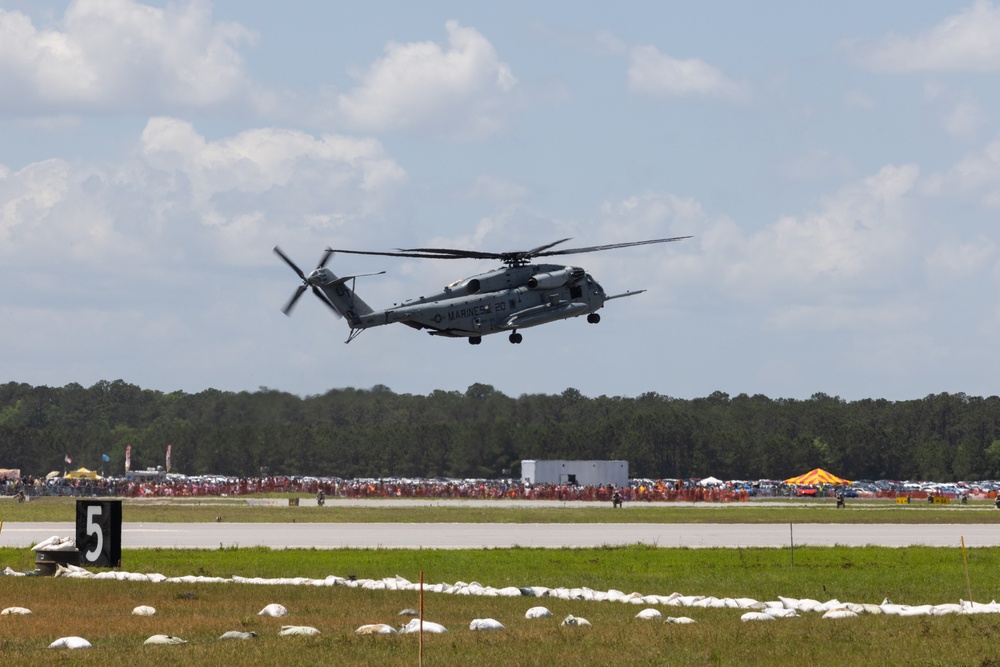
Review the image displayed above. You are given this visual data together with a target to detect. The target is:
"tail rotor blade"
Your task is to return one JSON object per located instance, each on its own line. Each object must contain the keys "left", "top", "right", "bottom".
{"left": 274, "top": 246, "right": 306, "bottom": 281}
{"left": 316, "top": 249, "right": 334, "bottom": 270}
{"left": 282, "top": 285, "right": 308, "bottom": 316}
{"left": 312, "top": 285, "right": 342, "bottom": 318}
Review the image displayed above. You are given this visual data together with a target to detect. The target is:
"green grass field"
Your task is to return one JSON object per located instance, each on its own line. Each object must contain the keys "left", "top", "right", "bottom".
{"left": 3, "top": 546, "right": 1000, "bottom": 666}
{"left": 4, "top": 497, "right": 1000, "bottom": 665}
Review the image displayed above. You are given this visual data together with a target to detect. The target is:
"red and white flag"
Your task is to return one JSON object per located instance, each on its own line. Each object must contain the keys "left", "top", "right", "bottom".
{"left": 125, "top": 445, "right": 131, "bottom": 472}
{"left": 166, "top": 444, "right": 172, "bottom": 473}
{"left": 64, "top": 455, "right": 71, "bottom": 465}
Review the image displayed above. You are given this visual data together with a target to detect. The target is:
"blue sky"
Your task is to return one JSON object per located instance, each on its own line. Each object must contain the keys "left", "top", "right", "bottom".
{"left": 2, "top": 0, "right": 1000, "bottom": 400}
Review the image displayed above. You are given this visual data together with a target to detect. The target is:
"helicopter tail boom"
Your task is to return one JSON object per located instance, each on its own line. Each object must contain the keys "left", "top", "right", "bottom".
{"left": 315, "top": 274, "right": 375, "bottom": 321}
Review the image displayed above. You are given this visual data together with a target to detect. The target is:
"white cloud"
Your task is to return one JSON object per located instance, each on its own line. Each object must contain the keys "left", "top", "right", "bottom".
{"left": 595, "top": 30, "right": 629, "bottom": 56}
{"left": 765, "top": 302, "right": 927, "bottom": 333}
{"left": 926, "top": 237, "right": 996, "bottom": 281}
{"left": 726, "top": 165, "right": 919, "bottom": 299}
{"left": 944, "top": 95, "right": 988, "bottom": 139}
{"left": 850, "top": 0, "right": 1000, "bottom": 72}
{"left": 0, "top": 118, "right": 407, "bottom": 270}
{"left": 336, "top": 21, "right": 518, "bottom": 139}
{"left": 0, "top": 0, "right": 256, "bottom": 115}
{"left": 627, "top": 45, "right": 747, "bottom": 100}
{"left": 141, "top": 117, "right": 406, "bottom": 198}
{"left": 558, "top": 171, "right": 922, "bottom": 327}
{"left": 923, "top": 136, "right": 1000, "bottom": 206}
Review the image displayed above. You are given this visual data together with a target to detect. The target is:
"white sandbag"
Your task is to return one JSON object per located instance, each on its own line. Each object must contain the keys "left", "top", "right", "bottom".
{"left": 278, "top": 625, "right": 320, "bottom": 636}
{"left": 560, "top": 615, "right": 592, "bottom": 627}
{"left": 525, "top": 606, "right": 553, "bottom": 619}
{"left": 144, "top": 635, "right": 187, "bottom": 645}
{"left": 740, "top": 612, "right": 774, "bottom": 622}
{"left": 354, "top": 624, "right": 397, "bottom": 635}
{"left": 399, "top": 619, "right": 447, "bottom": 634}
{"left": 469, "top": 618, "right": 505, "bottom": 631}
{"left": 258, "top": 603, "right": 289, "bottom": 617}
{"left": 48, "top": 636, "right": 91, "bottom": 649}
{"left": 1, "top": 607, "right": 31, "bottom": 615}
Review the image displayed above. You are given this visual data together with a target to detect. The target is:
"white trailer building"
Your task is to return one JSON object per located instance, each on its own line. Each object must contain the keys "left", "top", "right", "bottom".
{"left": 520, "top": 460, "right": 628, "bottom": 487}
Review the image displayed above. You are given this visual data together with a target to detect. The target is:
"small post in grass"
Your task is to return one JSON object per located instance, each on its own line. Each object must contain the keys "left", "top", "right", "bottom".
{"left": 961, "top": 536, "right": 973, "bottom": 603}
{"left": 790, "top": 523, "right": 794, "bottom": 566}
{"left": 419, "top": 569, "right": 424, "bottom": 667}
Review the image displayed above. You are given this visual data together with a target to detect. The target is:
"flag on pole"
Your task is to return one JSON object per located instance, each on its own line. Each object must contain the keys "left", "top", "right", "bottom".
{"left": 125, "top": 445, "right": 131, "bottom": 472}
{"left": 64, "top": 455, "right": 71, "bottom": 465}
{"left": 102, "top": 453, "right": 110, "bottom": 462}
{"left": 166, "top": 444, "right": 172, "bottom": 473}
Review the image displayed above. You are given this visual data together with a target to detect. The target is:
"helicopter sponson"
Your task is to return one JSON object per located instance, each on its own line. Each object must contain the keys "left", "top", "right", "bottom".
{"left": 274, "top": 236, "right": 689, "bottom": 345}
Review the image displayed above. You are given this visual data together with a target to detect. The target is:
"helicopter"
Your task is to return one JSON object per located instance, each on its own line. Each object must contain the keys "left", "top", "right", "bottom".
{"left": 274, "top": 236, "right": 690, "bottom": 344}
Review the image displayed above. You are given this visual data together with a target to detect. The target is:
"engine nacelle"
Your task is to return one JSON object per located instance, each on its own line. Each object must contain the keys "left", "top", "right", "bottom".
{"left": 527, "top": 267, "right": 583, "bottom": 290}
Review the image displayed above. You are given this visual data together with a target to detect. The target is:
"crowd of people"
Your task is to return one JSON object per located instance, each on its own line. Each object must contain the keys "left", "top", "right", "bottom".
{"left": 1, "top": 474, "right": 863, "bottom": 503}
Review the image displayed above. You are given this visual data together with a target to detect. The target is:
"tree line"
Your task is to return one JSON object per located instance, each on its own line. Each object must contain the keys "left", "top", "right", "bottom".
{"left": 1, "top": 380, "right": 999, "bottom": 482}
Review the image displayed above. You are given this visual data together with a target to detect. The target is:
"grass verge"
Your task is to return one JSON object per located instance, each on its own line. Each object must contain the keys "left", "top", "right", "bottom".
{"left": 3, "top": 496, "right": 1000, "bottom": 523}
{"left": 2, "top": 546, "right": 1000, "bottom": 666}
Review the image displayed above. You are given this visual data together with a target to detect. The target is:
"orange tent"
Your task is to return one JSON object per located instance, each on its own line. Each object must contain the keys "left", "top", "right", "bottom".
{"left": 784, "top": 468, "right": 851, "bottom": 485}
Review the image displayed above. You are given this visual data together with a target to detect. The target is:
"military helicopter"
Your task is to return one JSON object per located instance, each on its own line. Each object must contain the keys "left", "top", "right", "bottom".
{"left": 274, "top": 236, "right": 690, "bottom": 344}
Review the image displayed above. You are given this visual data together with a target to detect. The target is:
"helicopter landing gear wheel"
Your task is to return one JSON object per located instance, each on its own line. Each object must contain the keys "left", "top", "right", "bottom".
{"left": 509, "top": 332, "right": 522, "bottom": 344}
{"left": 468, "top": 336, "right": 482, "bottom": 345}
{"left": 587, "top": 313, "right": 601, "bottom": 324}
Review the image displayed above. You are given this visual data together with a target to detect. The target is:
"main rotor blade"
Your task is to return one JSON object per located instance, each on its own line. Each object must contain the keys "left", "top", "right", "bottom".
{"left": 316, "top": 248, "right": 334, "bottom": 269}
{"left": 326, "top": 235, "right": 692, "bottom": 264}
{"left": 274, "top": 246, "right": 306, "bottom": 281}
{"left": 398, "top": 247, "right": 502, "bottom": 259}
{"left": 522, "top": 238, "right": 572, "bottom": 257}
{"left": 393, "top": 238, "right": 572, "bottom": 260}
{"left": 326, "top": 248, "right": 496, "bottom": 260}
{"left": 282, "top": 285, "right": 308, "bottom": 316}
{"left": 533, "top": 236, "right": 692, "bottom": 258}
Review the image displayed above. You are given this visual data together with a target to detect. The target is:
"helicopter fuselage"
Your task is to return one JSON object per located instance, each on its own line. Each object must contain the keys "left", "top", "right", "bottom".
{"left": 313, "top": 263, "right": 612, "bottom": 342}
{"left": 275, "top": 236, "right": 683, "bottom": 344}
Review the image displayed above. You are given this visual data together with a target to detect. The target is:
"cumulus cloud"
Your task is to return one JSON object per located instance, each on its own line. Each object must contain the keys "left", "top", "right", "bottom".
{"left": 0, "top": 118, "right": 407, "bottom": 270}
{"left": 926, "top": 237, "right": 996, "bottom": 280}
{"left": 849, "top": 0, "right": 1000, "bottom": 72}
{"left": 335, "top": 20, "right": 518, "bottom": 139}
{"left": 567, "top": 166, "right": 929, "bottom": 335}
{"left": 922, "top": 136, "right": 1000, "bottom": 207}
{"left": 726, "top": 165, "right": 918, "bottom": 298}
{"left": 943, "top": 95, "right": 988, "bottom": 139}
{"left": 0, "top": 0, "right": 256, "bottom": 115}
{"left": 627, "top": 45, "right": 747, "bottom": 100}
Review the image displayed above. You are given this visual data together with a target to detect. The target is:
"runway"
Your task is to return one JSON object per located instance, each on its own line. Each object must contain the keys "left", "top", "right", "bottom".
{"left": 1, "top": 522, "right": 996, "bottom": 549}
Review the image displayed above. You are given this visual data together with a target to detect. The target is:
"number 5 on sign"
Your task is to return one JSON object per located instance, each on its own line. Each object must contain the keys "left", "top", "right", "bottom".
{"left": 75, "top": 500, "right": 122, "bottom": 567}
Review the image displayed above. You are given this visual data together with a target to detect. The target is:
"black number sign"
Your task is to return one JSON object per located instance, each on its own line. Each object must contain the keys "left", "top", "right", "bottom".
{"left": 75, "top": 500, "right": 122, "bottom": 567}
